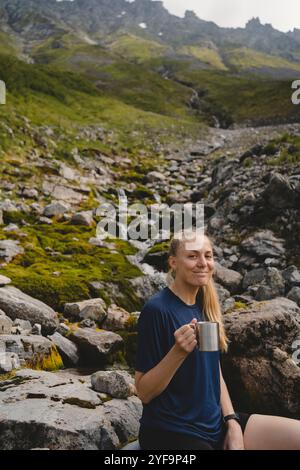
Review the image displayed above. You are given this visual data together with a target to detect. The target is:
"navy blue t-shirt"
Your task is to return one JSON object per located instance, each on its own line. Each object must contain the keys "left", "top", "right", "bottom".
{"left": 135, "top": 286, "right": 222, "bottom": 443}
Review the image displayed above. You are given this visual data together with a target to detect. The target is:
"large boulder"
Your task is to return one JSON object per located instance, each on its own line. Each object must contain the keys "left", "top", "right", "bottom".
{"left": 0, "top": 286, "right": 59, "bottom": 335}
{"left": 222, "top": 297, "right": 300, "bottom": 417}
{"left": 0, "top": 369, "right": 141, "bottom": 449}
{"left": 47, "top": 332, "right": 80, "bottom": 367}
{"left": 91, "top": 370, "right": 135, "bottom": 399}
{"left": 240, "top": 230, "right": 285, "bottom": 260}
{"left": 68, "top": 328, "right": 123, "bottom": 366}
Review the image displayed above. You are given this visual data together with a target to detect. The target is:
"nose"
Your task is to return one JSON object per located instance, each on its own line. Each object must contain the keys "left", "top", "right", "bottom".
{"left": 196, "top": 254, "right": 207, "bottom": 268}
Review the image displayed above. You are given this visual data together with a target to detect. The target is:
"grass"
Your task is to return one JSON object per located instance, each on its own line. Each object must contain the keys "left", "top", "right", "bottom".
{"left": 224, "top": 47, "right": 300, "bottom": 73}
{"left": 177, "top": 45, "right": 227, "bottom": 70}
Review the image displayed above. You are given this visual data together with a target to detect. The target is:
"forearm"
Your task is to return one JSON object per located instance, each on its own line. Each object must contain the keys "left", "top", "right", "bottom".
{"left": 220, "top": 366, "right": 235, "bottom": 417}
{"left": 137, "top": 345, "right": 188, "bottom": 404}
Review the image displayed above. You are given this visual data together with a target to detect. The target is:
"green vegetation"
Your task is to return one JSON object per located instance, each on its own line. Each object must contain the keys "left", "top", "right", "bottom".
{"left": 178, "top": 45, "right": 227, "bottom": 70}
{"left": 266, "top": 133, "right": 300, "bottom": 165}
{"left": 0, "top": 223, "right": 142, "bottom": 312}
{"left": 106, "top": 33, "right": 169, "bottom": 63}
{"left": 225, "top": 47, "right": 300, "bottom": 73}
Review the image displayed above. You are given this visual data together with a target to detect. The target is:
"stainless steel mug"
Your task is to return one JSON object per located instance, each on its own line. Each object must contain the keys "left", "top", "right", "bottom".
{"left": 194, "top": 321, "right": 220, "bottom": 352}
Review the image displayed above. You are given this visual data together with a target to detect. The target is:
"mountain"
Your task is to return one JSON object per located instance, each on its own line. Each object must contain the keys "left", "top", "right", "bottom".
{"left": 1, "top": 0, "right": 300, "bottom": 133}
{"left": 1, "top": 0, "right": 300, "bottom": 73}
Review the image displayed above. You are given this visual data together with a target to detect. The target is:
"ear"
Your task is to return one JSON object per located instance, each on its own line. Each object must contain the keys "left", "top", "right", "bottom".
{"left": 168, "top": 255, "right": 177, "bottom": 272}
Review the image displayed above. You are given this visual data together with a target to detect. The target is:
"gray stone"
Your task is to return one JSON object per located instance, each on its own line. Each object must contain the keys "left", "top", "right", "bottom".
{"left": 287, "top": 287, "right": 300, "bottom": 306}
{"left": 69, "top": 328, "right": 123, "bottom": 366}
{"left": 70, "top": 211, "right": 94, "bottom": 227}
{"left": 64, "top": 298, "right": 107, "bottom": 324}
{"left": 0, "top": 286, "right": 58, "bottom": 335}
{"left": 102, "top": 396, "right": 142, "bottom": 445}
{"left": 255, "top": 267, "right": 285, "bottom": 301}
{"left": 0, "top": 351, "right": 20, "bottom": 373}
{"left": 56, "top": 323, "right": 70, "bottom": 337}
{"left": 47, "top": 332, "right": 80, "bottom": 366}
{"left": 31, "top": 324, "right": 42, "bottom": 335}
{"left": 283, "top": 266, "right": 300, "bottom": 288}
{"left": 102, "top": 305, "right": 131, "bottom": 331}
{"left": 262, "top": 173, "right": 298, "bottom": 209}
{"left": 13, "top": 318, "right": 32, "bottom": 334}
{"left": 242, "top": 268, "right": 266, "bottom": 290}
{"left": 91, "top": 370, "right": 135, "bottom": 398}
{"left": 213, "top": 262, "right": 243, "bottom": 294}
{"left": 0, "top": 275, "right": 11, "bottom": 287}
{"left": 43, "top": 202, "right": 70, "bottom": 218}
{"left": 0, "top": 310, "right": 13, "bottom": 334}
{"left": 0, "top": 240, "right": 24, "bottom": 263}
{"left": 241, "top": 230, "right": 285, "bottom": 259}
{"left": 0, "top": 335, "right": 61, "bottom": 368}
{"left": 222, "top": 297, "right": 300, "bottom": 417}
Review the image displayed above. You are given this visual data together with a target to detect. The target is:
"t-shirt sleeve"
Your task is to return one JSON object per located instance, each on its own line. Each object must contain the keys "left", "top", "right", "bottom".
{"left": 135, "top": 303, "right": 167, "bottom": 373}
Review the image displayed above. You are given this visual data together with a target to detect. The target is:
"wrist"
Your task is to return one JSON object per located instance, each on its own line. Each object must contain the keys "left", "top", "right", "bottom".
{"left": 223, "top": 413, "right": 241, "bottom": 428}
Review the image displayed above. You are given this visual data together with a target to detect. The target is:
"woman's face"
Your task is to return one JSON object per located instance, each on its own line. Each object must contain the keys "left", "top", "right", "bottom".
{"left": 169, "top": 235, "right": 214, "bottom": 287}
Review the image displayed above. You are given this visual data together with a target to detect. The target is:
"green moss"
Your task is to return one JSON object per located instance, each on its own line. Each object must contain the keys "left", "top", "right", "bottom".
{"left": 116, "top": 330, "right": 138, "bottom": 368}
{"left": 28, "top": 345, "right": 64, "bottom": 371}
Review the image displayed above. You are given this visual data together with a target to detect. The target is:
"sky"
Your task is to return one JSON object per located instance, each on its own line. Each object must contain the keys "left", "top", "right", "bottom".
{"left": 158, "top": 0, "right": 300, "bottom": 32}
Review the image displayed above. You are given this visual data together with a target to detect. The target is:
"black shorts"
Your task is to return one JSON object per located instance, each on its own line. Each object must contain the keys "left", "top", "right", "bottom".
{"left": 139, "top": 412, "right": 251, "bottom": 450}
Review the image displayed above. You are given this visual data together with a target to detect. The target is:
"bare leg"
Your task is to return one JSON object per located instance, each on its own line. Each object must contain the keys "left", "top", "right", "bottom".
{"left": 244, "top": 414, "right": 300, "bottom": 450}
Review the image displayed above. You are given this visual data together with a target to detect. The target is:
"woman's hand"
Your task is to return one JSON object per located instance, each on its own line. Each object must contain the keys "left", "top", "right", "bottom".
{"left": 223, "top": 420, "right": 245, "bottom": 450}
{"left": 173, "top": 318, "right": 198, "bottom": 356}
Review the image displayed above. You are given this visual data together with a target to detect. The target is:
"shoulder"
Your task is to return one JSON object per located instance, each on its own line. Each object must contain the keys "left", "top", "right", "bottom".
{"left": 139, "top": 288, "right": 170, "bottom": 321}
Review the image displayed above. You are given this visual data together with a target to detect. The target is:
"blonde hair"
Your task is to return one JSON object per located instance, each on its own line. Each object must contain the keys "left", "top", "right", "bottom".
{"left": 167, "top": 230, "right": 229, "bottom": 353}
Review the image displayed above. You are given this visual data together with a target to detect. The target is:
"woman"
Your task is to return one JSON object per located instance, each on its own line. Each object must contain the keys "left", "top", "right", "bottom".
{"left": 135, "top": 229, "right": 300, "bottom": 450}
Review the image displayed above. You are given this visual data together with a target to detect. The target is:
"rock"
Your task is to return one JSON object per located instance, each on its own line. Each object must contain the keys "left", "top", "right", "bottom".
{"left": 64, "top": 298, "right": 107, "bottom": 324}
{"left": 102, "top": 397, "right": 142, "bottom": 445}
{"left": 22, "top": 188, "right": 38, "bottom": 199}
{"left": 102, "top": 305, "right": 131, "bottom": 331}
{"left": 31, "top": 323, "right": 42, "bottom": 335}
{"left": 213, "top": 262, "right": 243, "bottom": 294}
{"left": 241, "top": 230, "right": 285, "bottom": 259}
{"left": 282, "top": 266, "right": 300, "bottom": 288}
{"left": 13, "top": 319, "right": 32, "bottom": 334}
{"left": 0, "top": 240, "right": 24, "bottom": 263}
{"left": 43, "top": 201, "right": 70, "bottom": 218}
{"left": 56, "top": 323, "right": 70, "bottom": 337}
{"left": 52, "top": 185, "right": 84, "bottom": 204}
{"left": 0, "top": 286, "right": 58, "bottom": 335}
{"left": 79, "top": 318, "right": 96, "bottom": 328}
{"left": 143, "top": 248, "right": 169, "bottom": 272}
{"left": 0, "top": 275, "right": 11, "bottom": 287}
{"left": 70, "top": 211, "right": 94, "bottom": 226}
{"left": 262, "top": 173, "right": 298, "bottom": 210}
{"left": 146, "top": 171, "right": 165, "bottom": 183}
{"left": 47, "top": 332, "right": 80, "bottom": 366}
{"left": 0, "top": 351, "right": 20, "bottom": 373}
{"left": 91, "top": 370, "right": 135, "bottom": 398}
{"left": 68, "top": 328, "right": 123, "bottom": 366}
{"left": 254, "top": 268, "right": 285, "bottom": 301}
{"left": 242, "top": 268, "right": 266, "bottom": 290}
{"left": 59, "top": 164, "right": 77, "bottom": 181}
{"left": 287, "top": 287, "right": 300, "bottom": 306}
{"left": 0, "top": 369, "right": 141, "bottom": 449}
{"left": 222, "top": 297, "right": 300, "bottom": 416}
{"left": 0, "top": 310, "right": 13, "bottom": 334}
{"left": 0, "top": 335, "right": 62, "bottom": 369}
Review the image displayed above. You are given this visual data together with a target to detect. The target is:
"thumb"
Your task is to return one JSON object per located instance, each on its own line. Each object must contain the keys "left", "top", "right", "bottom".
{"left": 190, "top": 318, "right": 198, "bottom": 325}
